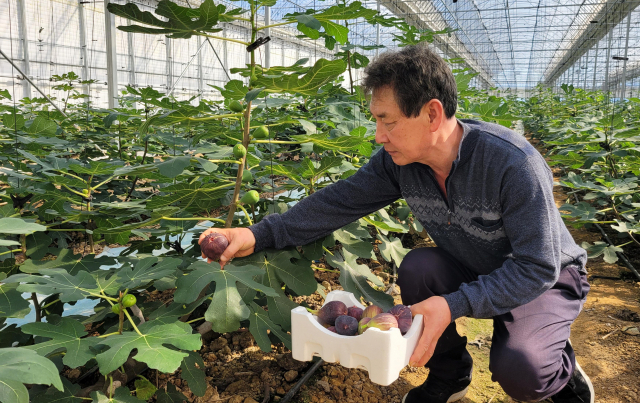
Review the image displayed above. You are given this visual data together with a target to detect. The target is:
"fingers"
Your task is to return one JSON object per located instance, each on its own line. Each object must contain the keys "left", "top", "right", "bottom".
{"left": 409, "top": 331, "right": 435, "bottom": 367}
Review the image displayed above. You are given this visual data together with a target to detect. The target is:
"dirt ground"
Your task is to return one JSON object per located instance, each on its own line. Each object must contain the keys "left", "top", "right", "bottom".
{"left": 140, "top": 140, "right": 640, "bottom": 403}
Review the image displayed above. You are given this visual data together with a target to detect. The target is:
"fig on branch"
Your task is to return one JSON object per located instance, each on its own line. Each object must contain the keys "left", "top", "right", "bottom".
{"left": 308, "top": 300, "right": 347, "bottom": 326}
{"left": 352, "top": 156, "right": 360, "bottom": 164}
{"left": 335, "top": 315, "right": 358, "bottom": 336}
{"left": 201, "top": 232, "right": 229, "bottom": 262}
{"left": 240, "top": 190, "right": 260, "bottom": 205}
{"left": 253, "top": 125, "right": 269, "bottom": 139}
{"left": 347, "top": 306, "right": 363, "bottom": 321}
{"left": 242, "top": 170, "right": 253, "bottom": 183}
{"left": 111, "top": 304, "right": 122, "bottom": 315}
{"left": 121, "top": 294, "right": 137, "bottom": 308}
{"left": 229, "top": 100, "right": 244, "bottom": 113}
{"left": 387, "top": 304, "right": 413, "bottom": 334}
{"left": 233, "top": 144, "right": 247, "bottom": 159}
{"left": 362, "top": 305, "right": 383, "bottom": 319}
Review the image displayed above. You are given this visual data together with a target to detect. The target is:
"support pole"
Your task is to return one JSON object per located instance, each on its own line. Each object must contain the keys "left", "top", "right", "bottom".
{"left": 603, "top": 23, "right": 613, "bottom": 93}
{"left": 619, "top": 13, "right": 632, "bottom": 100}
{"left": 592, "top": 40, "right": 599, "bottom": 90}
{"left": 264, "top": 7, "right": 271, "bottom": 68}
{"left": 16, "top": 0, "right": 31, "bottom": 99}
{"left": 167, "top": 39, "right": 207, "bottom": 97}
{"left": 166, "top": 37, "right": 172, "bottom": 94}
{"left": 104, "top": 0, "right": 119, "bottom": 108}
{"left": 583, "top": 50, "right": 589, "bottom": 90}
{"left": 127, "top": 24, "right": 136, "bottom": 86}
{"left": 78, "top": 1, "right": 89, "bottom": 96}
{"left": 375, "top": 2, "right": 380, "bottom": 59}
{"left": 197, "top": 36, "right": 204, "bottom": 94}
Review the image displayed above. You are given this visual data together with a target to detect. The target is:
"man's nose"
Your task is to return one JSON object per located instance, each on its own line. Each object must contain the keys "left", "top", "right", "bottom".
{"left": 375, "top": 123, "right": 387, "bottom": 144}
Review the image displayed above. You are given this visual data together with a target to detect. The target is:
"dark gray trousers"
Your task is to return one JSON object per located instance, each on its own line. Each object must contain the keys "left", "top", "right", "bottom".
{"left": 397, "top": 247, "right": 589, "bottom": 402}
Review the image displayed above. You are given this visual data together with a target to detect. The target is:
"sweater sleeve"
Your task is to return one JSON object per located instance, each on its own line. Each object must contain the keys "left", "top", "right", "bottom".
{"left": 249, "top": 149, "right": 402, "bottom": 251}
{"left": 443, "top": 155, "right": 565, "bottom": 321}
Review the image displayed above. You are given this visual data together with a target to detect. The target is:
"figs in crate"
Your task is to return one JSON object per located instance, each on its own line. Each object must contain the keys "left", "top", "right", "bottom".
{"left": 362, "top": 305, "right": 383, "bottom": 319}
{"left": 335, "top": 315, "right": 358, "bottom": 336}
{"left": 358, "top": 317, "right": 371, "bottom": 335}
{"left": 360, "top": 313, "right": 399, "bottom": 333}
{"left": 387, "top": 304, "right": 413, "bottom": 334}
{"left": 309, "top": 300, "right": 348, "bottom": 326}
{"left": 347, "top": 306, "right": 363, "bottom": 321}
{"left": 327, "top": 326, "right": 336, "bottom": 333}
{"left": 201, "top": 232, "right": 229, "bottom": 261}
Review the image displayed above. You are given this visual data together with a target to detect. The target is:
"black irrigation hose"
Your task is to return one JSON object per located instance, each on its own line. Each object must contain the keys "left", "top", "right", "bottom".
{"left": 279, "top": 358, "right": 324, "bottom": 403}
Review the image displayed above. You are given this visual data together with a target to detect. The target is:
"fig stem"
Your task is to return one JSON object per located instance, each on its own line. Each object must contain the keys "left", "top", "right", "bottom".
{"left": 305, "top": 307, "right": 318, "bottom": 315}
{"left": 237, "top": 203, "right": 253, "bottom": 225}
{"left": 311, "top": 265, "right": 340, "bottom": 273}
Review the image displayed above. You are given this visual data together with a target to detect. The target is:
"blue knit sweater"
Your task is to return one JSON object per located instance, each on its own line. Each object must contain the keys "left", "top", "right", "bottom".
{"left": 249, "top": 119, "right": 587, "bottom": 321}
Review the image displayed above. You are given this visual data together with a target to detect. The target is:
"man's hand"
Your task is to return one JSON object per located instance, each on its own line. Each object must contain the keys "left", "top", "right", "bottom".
{"left": 409, "top": 296, "right": 452, "bottom": 367}
{"left": 198, "top": 228, "right": 256, "bottom": 269}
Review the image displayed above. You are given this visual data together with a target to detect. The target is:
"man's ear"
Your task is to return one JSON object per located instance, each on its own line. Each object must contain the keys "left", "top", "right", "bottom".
{"left": 424, "top": 99, "right": 445, "bottom": 131}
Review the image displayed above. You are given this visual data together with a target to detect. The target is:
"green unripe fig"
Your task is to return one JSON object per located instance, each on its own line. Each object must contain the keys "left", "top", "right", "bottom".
{"left": 242, "top": 170, "right": 253, "bottom": 183}
{"left": 250, "top": 74, "right": 258, "bottom": 86}
{"left": 229, "top": 100, "right": 244, "bottom": 113}
{"left": 352, "top": 156, "right": 360, "bottom": 164}
{"left": 253, "top": 125, "right": 269, "bottom": 139}
{"left": 233, "top": 144, "right": 247, "bottom": 159}
{"left": 122, "top": 294, "right": 137, "bottom": 308}
{"left": 111, "top": 304, "right": 121, "bottom": 315}
{"left": 82, "top": 189, "right": 89, "bottom": 195}
{"left": 240, "top": 190, "right": 260, "bottom": 205}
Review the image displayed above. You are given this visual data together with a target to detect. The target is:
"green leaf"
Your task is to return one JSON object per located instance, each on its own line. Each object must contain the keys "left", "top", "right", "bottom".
{"left": 5, "top": 269, "right": 98, "bottom": 303}
{"left": 156, "top": 384, "right": 187, "bottom": 403}
{"left": 68, "top": 161, "right": 120, "bottom": 176}
{"left": 581, "top": 241, "right": 622, "bottom": 264}
{"left": 90, "top": 388, "right": 140, "bottom": 403}
{"left": 377, "top": 234, "right": 410, "bottom": 265}
{"left": 245, "top": 87, "right": 265, "bottom": 103}
{"left": 146, "top": 182, "right": 233, "bottom": 211}
{"left": 35, "top": 378, "right": 83, "bottom": 403}
{"left": 2, "top": 112, "right": 25, "bottom": 130}
{"left": 327, "top": 249, "right": 393, "bottom": 311}
{"left": 0, "top": 283, "right": 31, "bottom": 318}
{"left": 134, "top": 376, "right": 157, "bottom": 401}
{"left": 0, "top": 347, "right": 63, "bottom": 403}
{"left": 0, "top": 218, "right": 46, "bottom": 235}
{"left": 21, "top": 317, "right": 98, "bottom": 368}
{"left": 249, "top": 303, "right": 292, "bottom": 352}
{"left": 95, "top": 321, "right": 201, "bottom": 374}
{"left": 156, "top": 157, "right": 192, "bottom": 178}
{"left": 25, "top": 116, "right": 57, "bottom": 136}
{"left": 19, "top": 249, "right": 115, "bottom": 275}
{"left": 174, "top": 262, "right": 276, "bottom": 333}
{"left": 300, "top": 156, "right": 343, "bottom": 180}
{"left": 116, "top": 257, "right": 180, "bottom": 289}
{"left": 253, "top": 59, "right": 346, "bottom": 96}
{"left": 180, "top": 352, "right": 206, "bottom": 397}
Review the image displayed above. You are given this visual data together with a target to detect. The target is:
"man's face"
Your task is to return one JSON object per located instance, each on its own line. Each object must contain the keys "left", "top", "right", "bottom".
{"left": 370, "top": 86, "right": 432, "bottom": 166}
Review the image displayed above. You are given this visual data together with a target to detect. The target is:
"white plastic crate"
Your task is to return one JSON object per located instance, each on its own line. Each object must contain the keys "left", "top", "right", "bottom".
{"left": 291, "top": 290, "right": 424, "bottom": 386}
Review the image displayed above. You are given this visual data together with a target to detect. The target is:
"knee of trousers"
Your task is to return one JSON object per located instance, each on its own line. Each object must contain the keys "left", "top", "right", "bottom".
{"left": 490, "top": 346, "right": 555, "bottom": 402}
{"left": 396, "top": 248, "right": 453, "bottom": 301}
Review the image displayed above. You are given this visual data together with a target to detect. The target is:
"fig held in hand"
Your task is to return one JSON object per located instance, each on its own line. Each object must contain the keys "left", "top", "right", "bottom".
{"left": 201, "top": 232, "right": 229, "bottom": 262}
{"left": 362, "top": 305, "right": 383, "bottom": 319}
{"left": 334, "top": 315, "right": 358, "bottom": 336}
{"left": 347, "top": 306, "right": 363, "bottom": 321}
{"left": 387, "top": 304, "right": 413, "bottom": 334}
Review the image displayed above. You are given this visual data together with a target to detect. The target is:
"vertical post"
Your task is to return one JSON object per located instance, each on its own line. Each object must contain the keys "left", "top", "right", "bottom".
{"left": 127, "top": 25, "right": 135, "bottom": 86}
{"left": 375, "top": 2, "right": 380, "bottom": 59}
{"left": 603, "top": 24, "right": 613, "bottom": 93}
{"left": 78, "top": 1, "right": 89, "bottom": 96}
{"left": 264, "top": 6, "right": 271, "bottom": 68}
{"left": 166, "top": 37, "right": 172, "bottom": 94}
{"left": 583, "top": 50, "right": 589, "bottom": 90}
{"left": 197, "top": 35, "right": 204, "bottom": 95}
{"left": 104, "top": 0, "right": 119, "bottom": 108}
{"left": 592, "top": 40, "right": 599, "bottom": 90}
{"left": 619, "top": 13, "right": 632, "bottom": 100}
{"left": 223, "top": 25, "right": 228, "bottom": 74}
{"left": 16, "top": 0, "right": 31, "bottom": 99}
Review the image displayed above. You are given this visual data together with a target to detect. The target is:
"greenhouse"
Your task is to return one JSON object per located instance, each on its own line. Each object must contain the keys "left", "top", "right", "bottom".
{"left": 1, "top": 0, "right": 639, "bottom": 402}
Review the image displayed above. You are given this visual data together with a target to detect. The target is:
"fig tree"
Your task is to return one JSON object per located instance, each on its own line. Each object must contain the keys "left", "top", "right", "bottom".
{"left": 335, "top": 315, "right": 358, "bottom": 336}
{"left": 347, "top": 306, "right": 363, "bottom": 322}
{"left": 229, "top": 100, "right": 244, "bottom": 113}
{"left": 362, "top": 305, "right": 383, "bottom": 319}
{"left": 308, "top": 300, "right": 348, "bottom": 326}
{"left": 201, "top": 232, "right": 229, "bottom": 261}
{"left": 240, "top": 190, "right": 260, "bottom": 205}
{"left": 122, "top": 294, "right": 137, "bottom": 308}
{"left": 253, "top": 125, "right": 269, "bottom": 139}
{"left": 387, "top": 304, "right": 412, "bottom": 334}
{"left": 233, "top": 144, "right": 247, "bottom": 159}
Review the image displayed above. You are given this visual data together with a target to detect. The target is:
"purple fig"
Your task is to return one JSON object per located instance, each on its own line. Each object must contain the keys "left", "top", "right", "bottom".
{"left": 347, "top": 306, "right": 363, "bottom": 321}
{"left": 362, "top": 305, "right": 383, "bottom": 319}
{"left": 308, "top": 300, "right": 348, "bottom": 326}
{"left": 358, "top": 317, "right": 371, "bottom": 335}
{"left": 365, "top": 313, "right": 398, "bottom": 332}
{"left": 334, "top": 315, "right": 358, "bottom": 336}
{"left": 387, "top": 304, "right": 413, "bottom": 334}
{"left": 201, "top": 233, "right": 229, "bottom": 262}
{"left": 327, "top": 326, "right": 336, "bottom": 333}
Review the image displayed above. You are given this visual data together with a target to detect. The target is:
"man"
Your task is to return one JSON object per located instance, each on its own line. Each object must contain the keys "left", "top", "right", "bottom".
{"left": 200, "top": 45, "right": 593, "bottom": 403}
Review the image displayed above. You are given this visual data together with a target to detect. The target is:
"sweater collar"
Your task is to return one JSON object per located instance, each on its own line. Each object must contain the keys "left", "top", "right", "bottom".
{"left": 455, "top": 118, "right": 479, "bottom": 166}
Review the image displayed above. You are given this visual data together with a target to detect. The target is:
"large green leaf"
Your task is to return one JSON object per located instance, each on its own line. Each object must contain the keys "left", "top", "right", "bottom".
{"left": 19, "top": 249, "right": 115, "bottom": 275}
{"left": 90, "top": 388, "right": 139, "bottom": 403}
{"left": 0, "top": 347, "right": 63, "bottom": 403}
{"left": 174, "top": 261, "right": 276, "bottom": 333}
{"left": 0, "top": 218, "right": 46, "bottom": 235}
{"left": 146, "top": 182, "right": 233, "bottom": 211}
{"left": 107, "top": 0, "right": 225, "bottom": 39}
{"left": 249, "top": 303, "right": 292, "bottom": 352}
{"left": 377, "top": 233, "right": 410, "bottom": 266}
{"left": 21, "top": 317, "right": 98, "bottom": 368}
{"left": 5, "top": 269, "right": 98, "bottom": 303}
{"left": 95, "top": 321, "right": 201, "bottom": 374}
{"left": 0, "top": 283, "right": 30, "bottom": 318}
{"left": 300, "top": 156, "right": 343, "bottom": 180}
{"left": 34, "top": 379, "right": 83, "bottom": 403}
{"left": 25, "top": 116, "right": 57, "bottom": 136}
{"left": 327, "top": 249, "right": 393, "bottom": 311}
{"left": 253, "top": 59, "right": 346, "bottom": 96}
{"left": 156, "top": 384, "right": 187, "bottom": 403}
{"left": 115, "top": 257, "right": 180, "bottom": 289}
{"left": 179, "top": 352, "right": 206, "bottom": 397}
